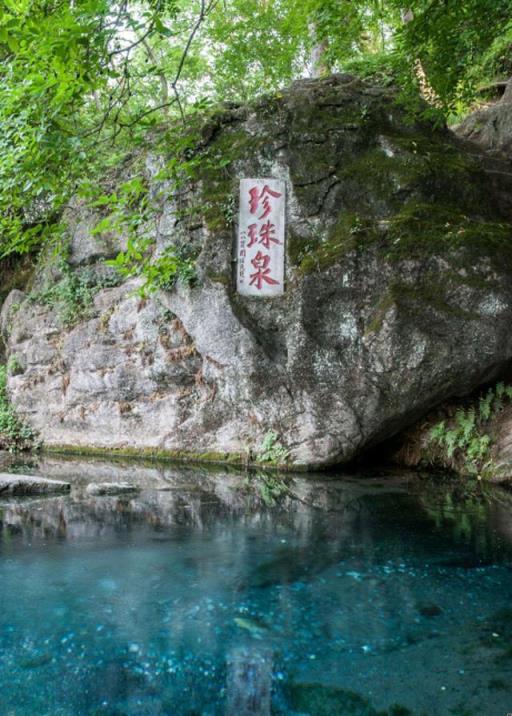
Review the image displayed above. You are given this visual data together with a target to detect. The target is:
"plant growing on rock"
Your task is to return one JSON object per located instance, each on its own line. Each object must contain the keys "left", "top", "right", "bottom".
{"left": 1, "top": 0, "right": 510, "bottom": 265}
{"left": 0, "top": 366, "right": 36, "bottom": 451}
{"left": 32, "top": 260, "right": 121, "bottom": 327}
{"left": 429, "top": 382, "right": 512, "bottom": 478}
{"left": 7, "top": 354, "right": 24, "bottom": 377}
{"left": 256, "top": 431, "right": 290, "bottom": 465}
{"left": 106, "top": 238, "right": 197, "bottom": 296}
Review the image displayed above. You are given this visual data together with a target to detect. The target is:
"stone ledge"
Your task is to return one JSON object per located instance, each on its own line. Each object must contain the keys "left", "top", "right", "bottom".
{"left": 0, "top": 473, "right": 71, "bottom": 496}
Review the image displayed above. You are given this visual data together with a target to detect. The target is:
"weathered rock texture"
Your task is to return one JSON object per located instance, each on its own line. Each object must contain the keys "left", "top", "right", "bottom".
{"left": 456, "top": 79, "right": 512, "bottom": 159}
{"left": 386, "top": 89, "right": 512, "bottom": 482}
{"left": 3, "top": 74, "right": 512, "bottom": 468}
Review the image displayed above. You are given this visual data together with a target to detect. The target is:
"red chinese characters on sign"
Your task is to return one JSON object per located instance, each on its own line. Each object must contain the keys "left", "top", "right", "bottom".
{"left": 248, "top": 184, "right": 283, "bottom": 220}
{"left": 247, "top": 220, "right": 282, "bottom": 249}
{"left": 238, "top": 178, "right": 285, "bottom": 296}
{"left": 247, "top": 223, "right": 258, "bottom": 247}
{"left": 249, "top": 251, "right": 280, "bottom": 289}
{"left": 259, "top": 220, "right": 281, "bottom": 249}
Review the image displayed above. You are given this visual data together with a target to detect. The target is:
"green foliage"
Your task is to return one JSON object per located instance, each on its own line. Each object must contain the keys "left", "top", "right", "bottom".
{"left": 107, "top": 239, "right": 197, "bottom": 296}
{"left": 343, "top": 51, "right": 398, "bottom": 87}
{"left": 0, "top": 366, "right": 36, "bottom": 451}
{"left": 7, "top": 354, "right": 24, "bottom": 377}
{"left": 474, "top": 18, "right": 512, "bottom": 89}
{"left": 0, "top": 0, "right": 112, "bottom": 257}
{"left": 429, "top": 382, "right": 512, "bottom": 478}
{"left": 1, "top": 0, "right": 511, "bottom": 266}
{"left": 32, "top": 259, "right": 121, "bottom": 327}
{"left": 85, "top": 162, "right": 199, "bottom": 296}
{"left": 256, "top": 431, "right": 290, "bottom": 465}
{"left": 389, "top": 0, "right": 512, "bottom": 117}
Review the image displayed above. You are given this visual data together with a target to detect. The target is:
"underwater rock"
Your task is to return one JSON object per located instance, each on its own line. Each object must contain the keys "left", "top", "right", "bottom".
{"left": 246, "top": 544, "right": 338, "bottom": 588}
{"left": 416, "top": 603, "right": 443, "bottom": 618}
{"left": 19, "top": 653, "right": 53, "bottom": 669}
{"left": 480, "top": 607, "right": 512, "bottom": 650}
{"left": 226, "top": 645, "right": 272, "bottom": 716}
{"left": 284, "top": 682, "right": 414, "bottom": 716}
{"left": 0, "top": 473, "right": 70, "bottom": 496}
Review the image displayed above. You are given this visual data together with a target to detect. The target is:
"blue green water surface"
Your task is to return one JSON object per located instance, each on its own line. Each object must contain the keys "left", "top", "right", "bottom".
{"left": 0, "top": 460, "right": 512, "bottom": 715}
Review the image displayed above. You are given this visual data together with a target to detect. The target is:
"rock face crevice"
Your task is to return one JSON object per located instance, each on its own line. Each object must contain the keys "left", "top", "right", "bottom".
{"left": 3, "top": 74, "right": 512, "bottom": 468}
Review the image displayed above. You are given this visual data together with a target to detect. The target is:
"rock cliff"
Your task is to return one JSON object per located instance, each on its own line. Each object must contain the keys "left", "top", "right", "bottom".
{"left": 3, "top": 74, "right": 512, "bottom": 469}
{"left": 456, "top": 79, "right": 512, "bottom": 159}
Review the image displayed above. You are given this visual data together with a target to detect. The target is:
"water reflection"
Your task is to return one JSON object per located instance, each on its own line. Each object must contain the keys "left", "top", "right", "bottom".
{"left": 0, "top": 456, "right": 511, "bottom": 715}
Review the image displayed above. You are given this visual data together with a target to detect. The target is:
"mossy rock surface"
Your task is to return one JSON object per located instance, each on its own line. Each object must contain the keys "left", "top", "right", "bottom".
{"left": 4, "top": 74, "right": 512, "bottom": 469}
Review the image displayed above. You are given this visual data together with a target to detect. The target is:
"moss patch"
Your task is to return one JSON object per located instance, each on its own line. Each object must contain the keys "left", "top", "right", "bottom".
{"left": 291, "top": 213, "right": 378, "bottom": 274}
{"left": 43, "top": 443, "right": 295, "bottom": 471}
{"left": 289, "top": 111, "right": 512, "bottom": 278}
{"left": 380, "top": 204, "right": 512, "bottom": 266}
{"left": 365, "top": 279, "right": 482, "bottom": 335}
{"left": 294, "top": 202, "right": 512, "bottom": 279}
{"left": 206, "top": 271, "right": 231, "bottom": 286}
{"left": 193, "top": 126, "right": 266, "bottom": 235}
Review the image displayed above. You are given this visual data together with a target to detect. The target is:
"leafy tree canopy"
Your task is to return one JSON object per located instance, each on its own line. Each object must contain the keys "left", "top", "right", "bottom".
{"left": 1, "top": 0, "right": 511, "bottom": 259}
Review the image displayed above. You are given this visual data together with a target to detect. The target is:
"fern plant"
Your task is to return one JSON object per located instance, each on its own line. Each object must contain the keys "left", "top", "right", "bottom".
{"left": 429, "top": 382, "right": 512, "bottom": 478}
{"left": 256, "top": 431, "right": 290, "bottom": 465}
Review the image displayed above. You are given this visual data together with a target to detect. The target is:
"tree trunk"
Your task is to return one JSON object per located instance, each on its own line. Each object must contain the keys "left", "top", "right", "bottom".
{"left": 309, "top": 22, "right": 329, "bottom": 78}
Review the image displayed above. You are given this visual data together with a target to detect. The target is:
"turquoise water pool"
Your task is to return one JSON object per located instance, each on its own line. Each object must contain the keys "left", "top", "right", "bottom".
{"left": 0, "top": 460, "right": 511, "bottom": 715}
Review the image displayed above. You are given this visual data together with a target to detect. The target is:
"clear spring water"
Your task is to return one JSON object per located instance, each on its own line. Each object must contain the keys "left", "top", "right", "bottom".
{"left": 1, "top": 459, "right": 512, "bottom": 716}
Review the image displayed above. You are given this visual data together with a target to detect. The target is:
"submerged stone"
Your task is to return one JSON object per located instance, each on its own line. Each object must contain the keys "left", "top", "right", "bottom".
{"left": 283, "top": 682, "right": 396, "bottom": 715}
{"left": 480, "top": 607, "right": 512, "bottom": 649}
{"left": 0, "top": 473, "right": 70, "bottom": 496}
{"left": 246, "top": 545, "right": 335, "bottom": 588}
{"left": 233, "top": 616, "right": 271, "bottom": 638}
{"left": 226, "top": 645, "right": 272, "bottom": 716}
{"left": 416, "top": 603, "right": 443, "bottom": 618}
{"left": 19, "top": 653, "right": 53, "bottom": 669}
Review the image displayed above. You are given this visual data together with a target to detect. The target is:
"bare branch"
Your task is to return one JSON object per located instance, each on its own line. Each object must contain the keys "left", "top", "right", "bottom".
{"left": 117, "top": 99, "right": 179, "bottom": 129}
{"left": 171, "top": 0, "right": 211, "bottom": 87}
{"left": 173, "top": 86, "right": 185, "bottom": 122}
{"left": 142, "top": 38, "right": 170, "bottom": 115}
{"left": 109, "top": 24, "right": 155, "bottom": 57}
{"left": 169, "top": 0, "right": 219, "bottom": 123}
{"left": 79, "top": 0, "right": 219, "bottom": 142}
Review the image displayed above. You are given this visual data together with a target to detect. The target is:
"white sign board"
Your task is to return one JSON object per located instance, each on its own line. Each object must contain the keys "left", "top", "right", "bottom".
{"left": 237, "top": 178, "right": 285, "bottom": 297}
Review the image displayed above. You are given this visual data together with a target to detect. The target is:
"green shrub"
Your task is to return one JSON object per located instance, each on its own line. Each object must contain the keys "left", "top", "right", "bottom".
{"left": 0, "top": 366, "right": 36, "bottom": 451}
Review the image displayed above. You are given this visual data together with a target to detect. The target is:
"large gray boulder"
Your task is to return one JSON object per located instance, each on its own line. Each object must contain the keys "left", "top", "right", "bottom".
{"left": 456, "top": 79, "right": 512, "bottom": 159}
{"left": 3, "top": 74, "right": 512, "bottom": 468}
